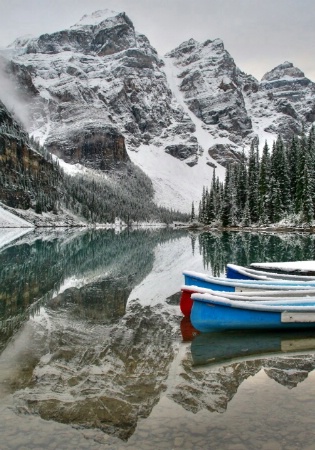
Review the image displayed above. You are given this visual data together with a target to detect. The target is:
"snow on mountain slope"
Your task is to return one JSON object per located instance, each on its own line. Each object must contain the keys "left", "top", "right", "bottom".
{"left": 129, "top": 143, "right": 214, "bottom": 212}
{"left": 71, "top": 9, "right": 119, "bottom": 27}
{"left": 0, "top": 204, "right": 33, "bottom": 228}
{"left": 7, "top": 10, "right": 196, "bottom": 160}
{"left": 163, "top": 56, "right": 231, "bottom": 159}
{"left": 165, "top": 39, "right": 253, "bottom": 146}
{"left": 128, "top": 56, "right": 228, "bottom": 212}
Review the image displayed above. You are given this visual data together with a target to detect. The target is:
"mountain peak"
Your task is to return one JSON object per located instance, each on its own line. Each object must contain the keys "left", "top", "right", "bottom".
{"left": 71, "top": 9, "right": 122, "bottom": 28}
{"left": 262, "top": 61, "right": 306, "bottom": 82}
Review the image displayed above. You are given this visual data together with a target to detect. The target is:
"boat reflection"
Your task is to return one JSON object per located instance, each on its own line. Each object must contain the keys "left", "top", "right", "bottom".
{"left": 191, "top": 329, "right": 315, "bottom": 367}
{"left": 180, "top": 317, "right": 199, "bottom": 342}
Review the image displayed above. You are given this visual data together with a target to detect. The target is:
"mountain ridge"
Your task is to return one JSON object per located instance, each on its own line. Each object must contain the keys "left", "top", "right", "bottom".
{"left": 0, "top": 9, "right": 314, "bottom": 213}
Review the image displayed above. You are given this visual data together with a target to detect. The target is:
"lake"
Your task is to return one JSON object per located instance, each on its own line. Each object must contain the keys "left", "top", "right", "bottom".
{"left": 1, "top": 228, "right": 315, "bottom": 450}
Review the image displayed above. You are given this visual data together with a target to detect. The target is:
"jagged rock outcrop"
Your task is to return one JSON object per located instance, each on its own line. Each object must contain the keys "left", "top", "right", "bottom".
{"left": 165, "top": 38, "right": 253, "bottom": 143}
{"left": 208, "top": 143, "right": 243, "bottom": 167}
{"left": 165, "top": 42, "right": 315, "bottom": 162}
{"left": 46, "top": 125, "right": 129, "bottom": 170}
{"left": 244, "top": 61, "right": 315, "bottom": 138}
{"left": 3, "top": 10, "right": 196, "bottom": 171}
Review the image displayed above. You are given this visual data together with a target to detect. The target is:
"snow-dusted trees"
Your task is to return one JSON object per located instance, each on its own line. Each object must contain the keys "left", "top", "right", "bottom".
{"left": 0, "top": 122, "right": 189, "bottom": 224}
{"left": 198, "top": 128, "right": 315, "bottom": 227}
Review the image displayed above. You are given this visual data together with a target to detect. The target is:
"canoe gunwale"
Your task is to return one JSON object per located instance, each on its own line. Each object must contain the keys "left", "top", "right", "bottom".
{"left": 183, "top": 270, "right": 315, "bottom": 288}
{"left": 191, "top": 293, "right": 315, "bottom": 312}
{"left": 181, "top": 285, "right": 315, "bottom": 299}
{"left": 227, "top": 263, "right": 315, "bottom": 281}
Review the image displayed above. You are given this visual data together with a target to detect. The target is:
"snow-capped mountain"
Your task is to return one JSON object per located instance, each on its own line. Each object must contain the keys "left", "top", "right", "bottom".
{"left": 1, "top": 9, "right": 315, "bottom": 213}
{"left": 165, "top": 39, "right": 315, "bottom": 166}
{"left": 7, "top": 9, "right": 197, "bottom": 160}
{"left": 250, "top": 61, "right": 315, "bottom": 138}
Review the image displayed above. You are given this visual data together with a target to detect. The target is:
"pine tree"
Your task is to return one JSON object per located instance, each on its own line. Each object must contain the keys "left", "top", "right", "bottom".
{"left": 270, "top": 136, "right": 291, "bottom": 216}
{"left": 258, "top": 140, "right": 270, "bottom": 223}
{"left": 236, "top": 149, "right": 247, "bottom": 216}
{"left": 295, "top": 130, "right": 307, "bottom": 213}
{"left": 247, "top": 141, "right": 259, "bottom": 223}
{"left": 287, "top": 135, "right": 299, "bottom": 205}
{"left": 190, "top": 201, "right": 195, "bottom": 222}
{"left": 242, "top": 197, "right": 251, "bottom": 226}
{"left": 301, "top": 155, "right": 314, "bottom": 224}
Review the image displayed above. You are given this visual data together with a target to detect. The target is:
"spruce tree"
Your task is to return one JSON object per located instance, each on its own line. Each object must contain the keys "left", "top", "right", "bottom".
{"left": 247, "top": 141, "right": 259, "bottom": 223}
{"left": 191, "top": 201, "right": 195, "bottom": 222}
{"left": 287, "top": 135, "right": 299, "bottom": 205}
{"left": 301, "top": 155, "right": 314, "bottom": 224}
{"left": 236, "top": 149, "right": 247, "bottom": 216}
{"left": 221, "top": 165, "right": 231, "bottom": 227}
{"left": 258, "top": 141, "right": 270, "bottom": 223}
{"left": 295, "top": 130, "right": 307, "bottom": 214}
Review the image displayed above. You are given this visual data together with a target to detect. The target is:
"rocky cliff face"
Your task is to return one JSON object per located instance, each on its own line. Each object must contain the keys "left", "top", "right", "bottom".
{"left": 165, "top": 38, "right": 253, "bottom": 142}
{"left": 0, "top": 100, "right": 61, "bottom": 211}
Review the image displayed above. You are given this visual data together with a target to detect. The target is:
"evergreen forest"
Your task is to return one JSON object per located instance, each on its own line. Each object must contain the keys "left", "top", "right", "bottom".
{"left": 197, "top": 127, "right": 315, "bottom": 227}
{"left": 0, "top": 106, "right": 188, "bottom": 225}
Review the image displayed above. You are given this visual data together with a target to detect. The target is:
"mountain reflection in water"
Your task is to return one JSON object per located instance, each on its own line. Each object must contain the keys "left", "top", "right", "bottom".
{"left": 0, "top": 228, "right": 186, "bottom": 348}
{"left": 1, "top": 229, "right": 315, "bottom": 447}
{"left": 0, "top": 228, "right": 187, "bottom": 441}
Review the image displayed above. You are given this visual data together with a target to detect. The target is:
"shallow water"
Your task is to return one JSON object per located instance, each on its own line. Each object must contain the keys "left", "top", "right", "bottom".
{"left": 1, "top": 229, "right": 315, "bottom": 449}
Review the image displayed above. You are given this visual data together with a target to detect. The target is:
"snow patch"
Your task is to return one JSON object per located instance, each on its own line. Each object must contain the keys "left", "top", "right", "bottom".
{"left": 0, "top": 228, "right": 33, "bottom": 250}
{"left": 0, "top": 204, "right": 33, "bottom": 228}
{"left": 72, "top": 10, "right": 120, "bottom": 28}
{"left": 251, "top": 261, "right": 315, "bottom": 273}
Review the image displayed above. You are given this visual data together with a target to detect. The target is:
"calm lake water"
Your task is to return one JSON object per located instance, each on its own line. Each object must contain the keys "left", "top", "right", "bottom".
{"left": 1, "top": 228, "right": 315, "bottom": 450}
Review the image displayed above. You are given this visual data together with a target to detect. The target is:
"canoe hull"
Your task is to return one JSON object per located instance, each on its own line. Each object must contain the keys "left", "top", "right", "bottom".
{"left": 226, "top": 265, "right": 253, "bottom": 280}
{"left": 180, "top": 289, "right": 194, "bottom": 317}
{"left": 190, "top": 299, "right": 315, "bottom": 333}
{"left": 184, "top": 272, "right": 235, "bottom": 292}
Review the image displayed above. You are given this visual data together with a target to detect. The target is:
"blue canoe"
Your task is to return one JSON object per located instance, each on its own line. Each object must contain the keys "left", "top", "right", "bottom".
{"left": 226, "top": 263, "right": 315, "bottom": 282}
{"left": 183, "top": 270, "right": 315, "bottom": 292}
{"left": 190, "top": 293, "right": 315, "bottom": 332}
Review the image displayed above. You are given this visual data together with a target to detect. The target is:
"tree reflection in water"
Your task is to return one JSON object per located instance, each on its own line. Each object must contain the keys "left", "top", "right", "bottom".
{"left": 198, "top": 231, "right": 315, "bottom": 277}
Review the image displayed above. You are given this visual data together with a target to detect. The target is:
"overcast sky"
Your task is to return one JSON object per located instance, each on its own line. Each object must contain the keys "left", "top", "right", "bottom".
{"left": 0, "top": 0, "right": 314, "bottom": 81}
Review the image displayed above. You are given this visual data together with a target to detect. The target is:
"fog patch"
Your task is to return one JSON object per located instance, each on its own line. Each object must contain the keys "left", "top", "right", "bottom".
{"left": 0, "top": 55, "right": 32, "bottom": 129}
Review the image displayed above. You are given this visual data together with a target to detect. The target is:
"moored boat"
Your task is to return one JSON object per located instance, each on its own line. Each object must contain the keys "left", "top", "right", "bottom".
{"left": 184, "top": 270, "right": 315, "bottom": 291}
{"left": 250, "top": 261, "right": 315, "bottom": 276}
{"left": 226, "top": 263, "right": 315, "bottom": 281}
{"left": 180, "top": 284, "right": 315, "bottom": 317}
{"left": 190, "top": 293, "right": 315, "bottom": 332}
